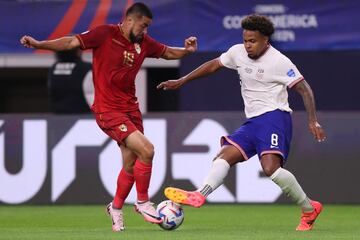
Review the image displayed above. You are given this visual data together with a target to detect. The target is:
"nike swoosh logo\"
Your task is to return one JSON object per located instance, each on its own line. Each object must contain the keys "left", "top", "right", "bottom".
{"left": 142, "top": 211, "right": 161, "bottom": 220}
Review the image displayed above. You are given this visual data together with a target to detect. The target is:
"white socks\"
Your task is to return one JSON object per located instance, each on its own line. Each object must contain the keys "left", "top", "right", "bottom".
{"left": 196, "top": 160, "right": 314, "bottom": 212}
{"left": 270, "top": 167, "right": 314, "bottom": 212}
{"left": 198, "top": 158, "right": 230, "bottom": 197}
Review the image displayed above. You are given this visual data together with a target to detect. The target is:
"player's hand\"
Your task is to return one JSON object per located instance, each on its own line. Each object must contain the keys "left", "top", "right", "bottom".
{"left": 157, "top": 78, "right": 185, "bottom": 91}
{"left": 20, "top": 35, "right": 39, "bottom": 48}
{"left": 184, "top": 36, "right": 197, "bottom": 53}
{"left": 308, "top": 121, "right": 326, "bottom": 142}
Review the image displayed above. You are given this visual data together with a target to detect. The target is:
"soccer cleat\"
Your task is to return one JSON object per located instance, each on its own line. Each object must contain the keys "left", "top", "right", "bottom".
{"left": 106, "top": 202, "right": 125, "bottom": 232}
{"left": 134, "top": 201, "right": 163, "bottom": 224}
{"left": 296, "top": 200, "right": 323, "bottom": 231}
{"left": 164, "top": 187, "right": 206, "bottom": 208}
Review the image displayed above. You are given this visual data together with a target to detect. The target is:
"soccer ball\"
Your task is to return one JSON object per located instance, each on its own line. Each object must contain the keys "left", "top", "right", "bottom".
{"left": 156, "top": 200, "right": 184, "bottom": 230}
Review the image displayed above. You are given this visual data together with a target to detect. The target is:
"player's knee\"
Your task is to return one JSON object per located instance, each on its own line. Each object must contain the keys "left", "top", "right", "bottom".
{"left": 140, "top": 143, "right": 155, "bottom": 162}
{"left": 262, "top": 165, "right": 278, "bottom": 177}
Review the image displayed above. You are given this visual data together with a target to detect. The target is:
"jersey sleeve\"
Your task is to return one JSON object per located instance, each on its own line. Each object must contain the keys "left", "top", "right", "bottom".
{"left": 219, "top": 45, "right": 238, "bottom": 70}
{"left": 76, "top": 25, "right": 111, "bottom": 50}
{"left": 276, "top": 56, "right": 304, "bottom": 88}
{"left": 144, "top": 34, "right": 166, "bottom": 58}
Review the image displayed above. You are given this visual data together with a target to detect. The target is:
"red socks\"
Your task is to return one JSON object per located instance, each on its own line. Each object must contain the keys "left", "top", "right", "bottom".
{"left": 113, "top": 168, "right": 134, "bottom": 209}
{"left": 134, "top": 160, "right": 152, "bottom": 202}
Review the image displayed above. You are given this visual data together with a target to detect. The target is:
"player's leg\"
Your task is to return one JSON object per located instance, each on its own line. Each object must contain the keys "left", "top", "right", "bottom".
{"left": 261, "top": 154, "right": 322, "bottom": 231}
{"left": 124, "top": 130, "right": 162, "bottom": 223}
{"left": 106, "top": 145, "right": 137, "bottom": 232}
{"left": 165, "top": 144, "right": 245, "bottom": 207}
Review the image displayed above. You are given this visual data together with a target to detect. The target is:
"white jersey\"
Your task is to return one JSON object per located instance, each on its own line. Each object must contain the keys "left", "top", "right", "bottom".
{"left": 219, "top": 44, "right": 304, "bottom": 118}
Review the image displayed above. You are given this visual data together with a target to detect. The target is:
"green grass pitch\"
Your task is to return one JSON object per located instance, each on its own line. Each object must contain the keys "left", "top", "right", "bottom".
{"left": 1, "top": 204, "right": 360, "bottom": 240}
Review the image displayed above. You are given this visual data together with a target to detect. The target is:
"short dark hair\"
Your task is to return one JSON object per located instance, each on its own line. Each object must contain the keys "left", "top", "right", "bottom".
{"left": 241, "top": 14, "right": 274, "bottom": 37}
{"left": 126, "top": 2, "right": 153, "bottom": 19}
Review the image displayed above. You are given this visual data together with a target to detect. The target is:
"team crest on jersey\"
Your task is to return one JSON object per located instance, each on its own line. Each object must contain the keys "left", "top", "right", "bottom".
{"left": 134, "top": 43, "right": 141, "bottom": 54}
{"left": 256, "top": 68, "right": 265, "bottom": 80}
{"left": 119, "top": 124, "right": 128, "bottom": 132}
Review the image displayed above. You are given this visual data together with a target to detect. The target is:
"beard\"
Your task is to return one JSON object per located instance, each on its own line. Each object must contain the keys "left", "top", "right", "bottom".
{"left": 129, "top": 32, "right": 143, "bottom": 43}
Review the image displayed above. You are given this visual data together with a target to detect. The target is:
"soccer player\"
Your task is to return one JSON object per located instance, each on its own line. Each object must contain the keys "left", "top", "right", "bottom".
{"left": 20, "top": 2, "right": 197, "bottom": 232}
{"left": 157, "top": 14, "right": 326, "bottom": 231}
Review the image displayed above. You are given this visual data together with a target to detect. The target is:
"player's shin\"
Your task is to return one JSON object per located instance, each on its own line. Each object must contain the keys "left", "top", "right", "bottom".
{"left": 200, "top": 158, "right": 230, "bottom": 196}
{"left": 133, "top": 160, "right": 162, "bottom": 223}
{"left": 133, "top": 160, "right": 152, "bottom": 202}
{"left": 270, "top": 167, "right": 323, "bottom": 230}
{"left": 113, "top": 168, "right": 134, "bottom": 209}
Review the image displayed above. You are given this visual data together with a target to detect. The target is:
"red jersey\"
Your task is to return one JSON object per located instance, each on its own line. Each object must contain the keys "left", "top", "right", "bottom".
{"left": 76, "top": 24, "right": 166, "bottom": 113}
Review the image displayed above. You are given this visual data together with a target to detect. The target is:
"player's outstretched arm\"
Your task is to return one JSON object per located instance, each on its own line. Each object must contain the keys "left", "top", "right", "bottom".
{"left": 157, "top": 58, "right": 222, "bottom": 90}
{"left": 20, "top": 35, "right": 80, "bottom": 51}
{"left": 292, "top": 80, "right": 326, "bottom": 142}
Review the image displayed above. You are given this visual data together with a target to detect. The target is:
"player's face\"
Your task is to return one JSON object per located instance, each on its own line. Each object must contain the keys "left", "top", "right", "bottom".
{"left": 129, "top": 15, "right": 152, "bottom": 43}
{"left": 243, "top": 30, "right": 269, "bottom": 59}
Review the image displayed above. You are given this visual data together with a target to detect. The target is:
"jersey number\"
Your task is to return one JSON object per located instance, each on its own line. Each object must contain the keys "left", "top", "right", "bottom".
{"left": 270, "top": 133, "right": 278, "bottom": 148}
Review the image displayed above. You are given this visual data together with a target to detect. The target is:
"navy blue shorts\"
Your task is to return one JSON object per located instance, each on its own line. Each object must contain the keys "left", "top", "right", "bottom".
{"left": 221, "top": 109, "right": 292, "bottom": 163}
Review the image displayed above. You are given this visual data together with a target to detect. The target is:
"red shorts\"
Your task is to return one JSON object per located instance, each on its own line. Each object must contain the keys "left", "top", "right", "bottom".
{"left": 95, "top": 110, "right": 143, "bottom": 145}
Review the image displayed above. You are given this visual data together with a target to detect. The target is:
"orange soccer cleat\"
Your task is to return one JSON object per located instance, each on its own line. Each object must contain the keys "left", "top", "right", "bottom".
{"left": 296, "top": 200, "right": 323, "bottom": 231}
{"left": 164, "top": 187, "right": 206, "bottom": 208}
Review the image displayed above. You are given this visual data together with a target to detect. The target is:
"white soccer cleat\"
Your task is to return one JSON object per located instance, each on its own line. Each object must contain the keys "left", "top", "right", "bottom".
{"left": 134, "top": 201, "right": 163, "bottom": 224}
{"left": 106, "top": 202, "right": 125, "bottom": 232}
